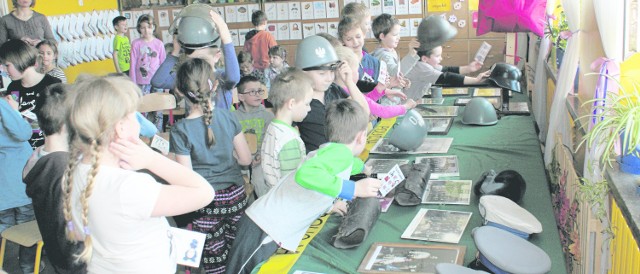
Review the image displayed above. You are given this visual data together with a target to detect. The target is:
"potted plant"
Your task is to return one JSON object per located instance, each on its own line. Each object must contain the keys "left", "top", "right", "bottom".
{"left": 545, "top": 8, "right": 570, "bottom": 69}
{"left": 581, "top": 77, "right": 640, "bottom": 174}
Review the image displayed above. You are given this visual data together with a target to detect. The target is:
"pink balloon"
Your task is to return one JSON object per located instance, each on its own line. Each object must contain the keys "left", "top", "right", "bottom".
{"left": 476, "top": 0, "right": 548, "bottom": 37}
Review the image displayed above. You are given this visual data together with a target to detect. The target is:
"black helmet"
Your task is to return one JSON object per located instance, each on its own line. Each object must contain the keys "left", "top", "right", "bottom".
{"left": 486, "top": 63, "right": 522, "bottom": 93}
{"left": 474, "top": 170, "right": 526, "bottom": 204}
{"left": 169, "top": 4, "right": 221, "bottom": 50}
{"left": 417, "top": 15, "right": 458, "bottom": 51}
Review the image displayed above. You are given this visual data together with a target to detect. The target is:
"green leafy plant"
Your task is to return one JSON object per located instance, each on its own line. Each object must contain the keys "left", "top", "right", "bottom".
{"left": 545, "top": 8, "right": 569, "bottom": 51}
{"left": 579, "top": 74, "right": 640, "bottom": 169}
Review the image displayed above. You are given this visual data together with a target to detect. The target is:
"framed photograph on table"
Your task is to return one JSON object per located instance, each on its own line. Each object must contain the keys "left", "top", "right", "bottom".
{"left": 416, "top": 98, "right": 444, "bottom": 105}
{"left": 415, "top": 106, "right": 459, "bottom": 117}
{"left": 420, "top": 180, "right": 472, "bottom": 205}
{"left": 357, "top": 242, "right": 465, "bottom": 273}
{"left": 423, "top": 117, "right": 453, "bottom": 135}
{"left": 473, "top": 88, "right": 512, "bottom": 97}
{"left": 441, "top": 87, "right": 469, "bottom": 96}
{"left": 401, "top": 209, "right": 472, "bottom": 244}
{"left": 370, "top": 138, "right": 453, "bottom": 154}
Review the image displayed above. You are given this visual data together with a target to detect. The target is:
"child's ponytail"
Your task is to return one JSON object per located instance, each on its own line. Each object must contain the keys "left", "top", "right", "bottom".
{"left": 176, "top": 58, "right": 218, "bottom": 147}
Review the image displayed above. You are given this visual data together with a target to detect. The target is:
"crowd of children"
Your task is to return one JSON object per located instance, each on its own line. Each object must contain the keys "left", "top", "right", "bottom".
{"left": 0, "top": 3, "right": 492, "bottom": 274}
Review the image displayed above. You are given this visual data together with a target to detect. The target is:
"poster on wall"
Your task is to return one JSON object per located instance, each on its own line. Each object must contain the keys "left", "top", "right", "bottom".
{"left": 239, "top": 29, "right": 250, "bottom": 46}
{"left": 382, "top": 0, "right": 395, "bottom": 15}
{"left": 289, "top": 2, "right": 302, "bottom": 20}
{"left": 399, "top": 19, "right": 410, "bottom": 37}
{"left": 313, "top": 1, "right": 327, "bottom": 19}
{"left": 266, "top": 23, "right": 278, "bottom": 39}
{"left": 408, "top": 0, "right": 422, "bottom": 14}
{"left": 231, "top": 29, "right": 240, "bottom": 46}
{"left": 302, "top": 2, "right": 314, "bottom": 20}
{"left": 303, "top": 23, "right": 316, "bottom": 38}
{"left": 236, "top": 5, "right": 249, "bottom": 23}
{"left": 290, "top": 22, "right": 302, "bottom": 40}
{"left": 265, "top": 3, "right": 277, "bottom": 20}
{"left": 327, "top": 21, "right": 339, "bottom": 37}
{"left": 427, "top": 0, "right": 451, "bottom": 12}
{"left": 314, "top": 22, "right": 327, "bottom": 34}
{"left": 158, "top": 10, "right": 170, "bottom": 27}
{"left": 277, "top": 23, "right": 290, "bottom": 40}
{"left": 410, "top": 18, "right": 421, "bottom": 36}
{"left": 369, "top": 0, "right": 382, "bottom": 16}
{"left": 276, "top": 2, "right": 289, "bottom": 20}
{"left": 248, "top": 4, "right": 260, "bottom": 17}
{"left": 396, "top": 0, "right": 409, "bottom": 15}
{"left": 122, "top": 11, "right": 134, "bottom": 28}
{"left": 326, "top": 0, "right": 339, "bottom": 18}
{"left": 225, "top": 6, "right": 237, "bottom": 23}
{"left": 171, "top": 9, "right": 181, "bottom": 21}
{"left": 212, "top": 6, "right": 224, "bottom": 18}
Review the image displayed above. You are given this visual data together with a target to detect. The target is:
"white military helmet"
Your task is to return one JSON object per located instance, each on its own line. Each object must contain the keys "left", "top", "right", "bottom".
{"left": 295, "top": 35, "right": 339, "bottom": 70}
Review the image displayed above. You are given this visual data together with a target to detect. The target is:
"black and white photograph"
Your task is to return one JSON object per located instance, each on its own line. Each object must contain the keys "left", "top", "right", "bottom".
{"left": 414, "top": 156, "right": 459, "bottom": 177}
{"left": 499, "top": 102, "right": 531, "bottom": 115}
{"left": 454, "top": 97, "right": 501, "bottom": 109}
{"left": 357, "top": 242, "right": 465, "bottom": 273}
{"left": 415, "top": 106, "right": 459, "bottom": 117}
{"left": 422, "top": 118, "right": 454, "bottom": 135}
{"left": 401, "top": 209, "right": 472, "bottom": 244}
{"left": 370, "top": 138, "right": 453, "bottom": 154}
{"left": 365, "top": 158, "right": 410, "bottom": 175}
{"left": 421, "top": 180, "right": 472, "bottom": 205}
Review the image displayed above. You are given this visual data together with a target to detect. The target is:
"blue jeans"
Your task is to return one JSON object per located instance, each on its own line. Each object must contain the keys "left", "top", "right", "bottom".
{"left": 0, "top": 204, "right": 37, "bottom": 273}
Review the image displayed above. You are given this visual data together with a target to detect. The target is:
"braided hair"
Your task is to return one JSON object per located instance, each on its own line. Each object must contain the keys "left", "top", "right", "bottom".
{"left": 176, "top": 58, "right": 218, "bottom": 147}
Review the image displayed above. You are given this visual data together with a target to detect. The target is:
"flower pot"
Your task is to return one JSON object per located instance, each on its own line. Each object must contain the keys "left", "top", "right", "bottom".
{"left": 556, "top": 47, "right": 565, "bottom": 70}
{"left": 619, "top": 132, "right": 640, "bottom": 174}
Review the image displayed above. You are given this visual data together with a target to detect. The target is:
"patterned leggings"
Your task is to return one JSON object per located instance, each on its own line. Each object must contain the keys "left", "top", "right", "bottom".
{"left": 191, "top": 184, "right": 247, "bottom": 274}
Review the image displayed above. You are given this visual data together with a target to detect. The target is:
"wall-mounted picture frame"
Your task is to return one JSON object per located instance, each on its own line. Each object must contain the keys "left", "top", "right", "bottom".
{"left": 423, "top": 117, "right": 454, "bottom": 135}
{"left": 357, "top": 242, "right": 465, "bottom": 273}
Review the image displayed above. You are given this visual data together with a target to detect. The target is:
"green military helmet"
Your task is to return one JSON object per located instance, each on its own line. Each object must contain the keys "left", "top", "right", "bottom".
{"left": 169, "top": 4, "right": 221, "bottom": 50}
{"left": 487, "top": 63, "right": 522, "bottom": 93}
{"left": 462, "top": 98, "right": 498, "bottom": 126}
{"left": 295, "top": 35, "right": 339, "bottom": 71}
{"left": 417, "top": 15, "right": 458, "bottom": 51}
{"left": 388, "top": 109, "right": 429, "bottom": 151}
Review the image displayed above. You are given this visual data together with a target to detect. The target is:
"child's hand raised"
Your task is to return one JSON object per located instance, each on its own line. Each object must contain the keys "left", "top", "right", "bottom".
{"left": 469, "top": 60, "right": 484, "bottom": 72}
{"left": 109, "top": 138, "right": 157, "bottom": 170}
{"left": 354, "top": 177, "right": 382, "bottom": 198}
{"left": 403, "top": 98, "right": 417, "bottom": 110}
{"left": 330, "top": 200, "right": 348, "bottom": 216}
{"left": 3, "top": 95, "right": 19, "bottom": 111}
{"left": 385, "top": 88, "right": 407, "bottom": 100}
{"left": 408, "top": 38, "right": 420, "bottom": 56}
{"left": 336, "top": 61, "right": 352, "bottom": 83}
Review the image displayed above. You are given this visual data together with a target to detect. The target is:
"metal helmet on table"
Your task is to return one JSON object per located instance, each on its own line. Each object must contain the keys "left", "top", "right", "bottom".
{"left": 461, "top": 97, "right": 498, "bottom": 126}
{"left": 169, "top": 4, "right": 221, "bottom": 50}
{"left": 388, "top": 109, "right": 429, "bottom": 151}
{"left": 486, "top": 63, "right": 522, "bottom": 93}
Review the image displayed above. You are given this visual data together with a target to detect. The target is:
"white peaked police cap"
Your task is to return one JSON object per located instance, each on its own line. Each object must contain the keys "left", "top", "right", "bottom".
{"left": 479, "top": 195, "right": 542, "bottom": 238}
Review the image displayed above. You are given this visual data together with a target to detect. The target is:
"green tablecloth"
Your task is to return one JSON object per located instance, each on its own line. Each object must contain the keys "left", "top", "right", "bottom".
{"left": 289, "top": 95, "right": 568, "bottom": 274}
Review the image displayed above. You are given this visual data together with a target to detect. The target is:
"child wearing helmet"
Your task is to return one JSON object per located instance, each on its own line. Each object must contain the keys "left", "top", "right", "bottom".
{"left": 226, "top": 99, "right": 382, "bottom": 274}
{"left": 293, "top": 35, "right": 370, "bottom": 153}
{"left": 403, "top": 16, "right": 490, "bottom": 101}
{"left": 151, "top": 8, "right": 240, "bottom": 110}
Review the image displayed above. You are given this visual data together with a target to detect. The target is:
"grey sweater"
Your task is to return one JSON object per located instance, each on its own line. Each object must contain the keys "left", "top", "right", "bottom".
{"left": 0, "top": 11, "right": 54, "bottom": 46}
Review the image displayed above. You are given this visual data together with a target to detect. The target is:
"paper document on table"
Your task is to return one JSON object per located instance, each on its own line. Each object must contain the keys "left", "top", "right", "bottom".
{"left": 474, "top": 41, "right": 492, "bottom": 63}
{"left": 378, "top": 164, "right": 405, "bottom": 197}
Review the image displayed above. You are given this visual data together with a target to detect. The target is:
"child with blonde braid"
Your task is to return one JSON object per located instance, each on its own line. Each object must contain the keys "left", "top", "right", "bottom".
{"left": 62, "top": 75, "right": 214, "bottom": 273}
{"left": 170, "top": 58, "right": 252, "bottom": 274}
